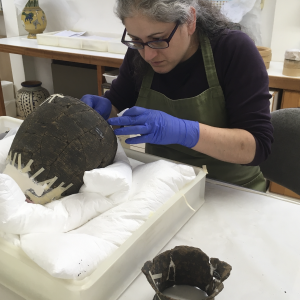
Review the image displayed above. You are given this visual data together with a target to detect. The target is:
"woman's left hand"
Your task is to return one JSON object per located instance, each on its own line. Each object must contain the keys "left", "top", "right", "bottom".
{"left": 107, "top": 106, "right": 200, "bottom": 147}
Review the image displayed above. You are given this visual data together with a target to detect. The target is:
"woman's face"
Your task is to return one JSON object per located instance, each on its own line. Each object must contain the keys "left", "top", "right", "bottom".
{"left": 124, "top": 13, "right": 197, "bottom": 74}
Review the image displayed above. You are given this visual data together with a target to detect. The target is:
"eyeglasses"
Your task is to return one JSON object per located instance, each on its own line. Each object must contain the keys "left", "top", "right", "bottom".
{"left": 121, "top": 22, "right": 180, "bottom": 50}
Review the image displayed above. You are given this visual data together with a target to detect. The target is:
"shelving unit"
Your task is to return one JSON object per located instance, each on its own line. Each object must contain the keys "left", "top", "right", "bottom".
{"left": 267, "top": 62, "right": 300, "bottom": 200}
{"left": 0, "top": 36, "right": 124, "bottom": 116}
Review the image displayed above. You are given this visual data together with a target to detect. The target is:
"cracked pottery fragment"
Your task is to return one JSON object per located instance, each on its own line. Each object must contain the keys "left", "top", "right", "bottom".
{"left": 142, "top": 246, "right": 232, "bottom": 300}
{"left": 4, "top": 94, "right": 117, "bottom": 205}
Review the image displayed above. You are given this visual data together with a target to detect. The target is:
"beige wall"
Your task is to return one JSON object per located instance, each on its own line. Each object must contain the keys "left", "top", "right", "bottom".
{"left": 271, "top": 0, "right": 300, "bottom": 61}
{"left": 261, "top": 0, "right": 277, "bottom": 48}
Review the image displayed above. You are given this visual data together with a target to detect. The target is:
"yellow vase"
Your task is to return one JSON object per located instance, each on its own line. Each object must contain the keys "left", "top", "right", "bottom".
{"left": 21, "top": 0, "right": 47, "bottom": 39}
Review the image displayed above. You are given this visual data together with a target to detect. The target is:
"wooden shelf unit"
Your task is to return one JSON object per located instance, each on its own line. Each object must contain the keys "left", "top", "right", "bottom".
{"left": 0, "top": 36, "right": 124, "bottom": 116}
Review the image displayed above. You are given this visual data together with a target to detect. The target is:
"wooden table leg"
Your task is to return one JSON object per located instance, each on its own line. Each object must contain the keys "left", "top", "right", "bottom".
{"left": 0, "top": 78, "right": 7, "bottom": 116}
{"left": 97, "top": 65, "right": 106, "bottom": 96}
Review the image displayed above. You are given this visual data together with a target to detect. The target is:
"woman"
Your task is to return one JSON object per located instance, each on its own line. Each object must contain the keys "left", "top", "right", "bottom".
{"left": 82, "top": 0, "right": 273, "bottom": 192}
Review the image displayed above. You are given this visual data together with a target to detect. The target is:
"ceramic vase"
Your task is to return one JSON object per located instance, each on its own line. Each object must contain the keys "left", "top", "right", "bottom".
{"left": 21, "top": 0, "right": 47, "bottom": 39}
{"left": 16, "top": 81, "right": 50, "bottom": 118}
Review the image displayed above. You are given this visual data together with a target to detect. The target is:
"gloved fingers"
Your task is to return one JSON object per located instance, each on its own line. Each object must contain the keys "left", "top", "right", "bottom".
{"left": 95, "top": 101, "right": 112, "bottom": 120}
{"left": 80, "top": 95, "right": 112, "bottom": 120}
{"left": 108, "top": 115, "right": 143, "bottom": 126}
{"left": 125, "top": 134, "right": 149, "bottom": 145}
{"left": 114, "top": 125, "right": 150, "bottom": 136}
{"left": 81, "top": 94, "right": 93, "bottom": 101}
{"left": 122, "top": 106, "right": 148, "bottom": 117}
{"left": 81, "top": 94, "right": 95, "bottom": 108}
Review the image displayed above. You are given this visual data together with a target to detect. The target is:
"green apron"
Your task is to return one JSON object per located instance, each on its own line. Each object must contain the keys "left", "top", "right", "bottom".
{"left": 136, "top": 33, "right": 266, "bottom": 192}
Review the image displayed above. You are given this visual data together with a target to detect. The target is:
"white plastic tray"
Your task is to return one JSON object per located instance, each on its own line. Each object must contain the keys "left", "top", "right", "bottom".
{"left": 37, "top": 31, "right": 127, "bottom": 54}
{"left": 0, "top": 116, "right": 206, "bottom": 300}
{"left": 103, "top": 69, "right": 119, "bottom": 84}
{"left": 0, "top": 116, "right": 21, "bottom": 132}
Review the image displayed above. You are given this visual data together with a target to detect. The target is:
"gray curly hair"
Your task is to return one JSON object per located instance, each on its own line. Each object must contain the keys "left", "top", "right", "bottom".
{"left": 114, "top": 0, "right": 240, "bottom": 77}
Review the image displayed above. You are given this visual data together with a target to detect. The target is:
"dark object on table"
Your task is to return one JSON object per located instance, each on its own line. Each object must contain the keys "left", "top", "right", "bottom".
{"left": 142, "top": 246, "right": 232, "bottom": 300}
{"left": 260, "top": 108, "right": 300, "bottom": 196}
{"left": 5, "top": 94, "right": 117, "bottom": 204}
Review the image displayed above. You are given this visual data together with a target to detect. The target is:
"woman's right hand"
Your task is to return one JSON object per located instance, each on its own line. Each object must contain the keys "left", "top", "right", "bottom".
{"left": 81, "top": 95, "right": 112, "bottom": 120}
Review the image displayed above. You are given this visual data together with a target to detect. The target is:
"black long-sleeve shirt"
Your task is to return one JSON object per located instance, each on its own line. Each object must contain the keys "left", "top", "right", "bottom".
{"left": 105, "top": 30, "right": 274, "bottom": 166}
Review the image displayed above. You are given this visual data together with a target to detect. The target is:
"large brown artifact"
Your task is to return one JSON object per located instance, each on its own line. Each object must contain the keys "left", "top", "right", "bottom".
{"left": 142, "top": 246, "right": 232, "bottom": 300}
{"left": 4, "top": 94, "right": 117, "bottom": 205}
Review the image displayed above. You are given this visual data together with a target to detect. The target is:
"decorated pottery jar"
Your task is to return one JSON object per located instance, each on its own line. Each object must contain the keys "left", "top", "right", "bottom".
{"left": 16, "top": 81, "right": 50, "bottom": 118}
{"left": 21, "top": 0, "right": 47, "bottom": 39}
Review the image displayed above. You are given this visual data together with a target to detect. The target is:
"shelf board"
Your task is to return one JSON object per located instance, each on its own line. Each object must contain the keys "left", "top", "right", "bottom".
{"left": 0, "top": 36, "right": 124, "bottom": 67}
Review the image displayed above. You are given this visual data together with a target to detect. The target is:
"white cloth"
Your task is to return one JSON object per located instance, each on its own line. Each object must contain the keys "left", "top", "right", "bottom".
{"left": 17, "top": 163, "right": 138, "bottom": 281}
{"left": 0, "top": 135, "right": 15, "bottom": 173}
{"left": 20, "top": 233, "right": 118, "bottom": 280}
{"left": 71, "top": 161, "right": 196, "bottom": 246}
{"left": 221, "top": 0, "right": 257, "bottom": 23}
{"left": 0, "top": 231, "right": 20, "bottom": 246}
{"left": 238, "top": 0, "right": 263, "bottom": 46}
{"left": 22, "top": 160, "right": 195, "bottom": 279}
{"left": 0, "top": 140, "right": 131, "bottom": 235}
{"left": 0, "top": 174, "right": 114, "bottom": 235}
{"left": 221, "top": 0, "right": 263, "bottom": 46}
{"left": 0, "top": 134, "right": 196, "bottom": 280}
{"left": 80, "top": 139, "right": 132, "bottom": 205}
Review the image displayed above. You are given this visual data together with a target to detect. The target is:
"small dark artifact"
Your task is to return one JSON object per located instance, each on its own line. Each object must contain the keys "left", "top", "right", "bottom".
{"left": 4, "top": 94, "right": 117, "bottom": 205}
{"left": 142, "top": 246, "right": 232, "bottom": 300}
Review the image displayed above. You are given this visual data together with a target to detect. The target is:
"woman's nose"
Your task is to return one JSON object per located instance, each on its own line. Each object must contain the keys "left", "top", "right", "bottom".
{"left": 142, "top": 46, "right": 158, "bottom": 62}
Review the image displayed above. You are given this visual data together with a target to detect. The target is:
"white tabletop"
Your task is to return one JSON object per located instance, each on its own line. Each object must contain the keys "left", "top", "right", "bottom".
{"left": 0, "top": 36, "right": 125, "bottom": 60}
{"left": 118, "top": 180, "right": 300, "bottom": 300}
{"left": 1, "top": 180, "right": 299, "bottom": 300}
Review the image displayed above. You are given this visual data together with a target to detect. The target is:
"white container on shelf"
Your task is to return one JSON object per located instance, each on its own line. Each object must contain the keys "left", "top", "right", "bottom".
{"left": 0, "top": 116, "right": 206, "bottom": 300}
{"left": 108, "top": 40, "right": 128, "bottom": 54}
{"left": 103, "top": 69, "right": 119, "bottom": 84}
{"left": 37, "top": 31, "right": 108, "bottom": 52}
{"left": 37, "top": 31, "right": 127, "bottom": 54}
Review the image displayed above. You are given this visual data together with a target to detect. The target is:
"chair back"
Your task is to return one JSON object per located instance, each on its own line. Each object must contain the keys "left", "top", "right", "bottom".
{"left": 260, "top": 108, "right": 300, "bottom": 195}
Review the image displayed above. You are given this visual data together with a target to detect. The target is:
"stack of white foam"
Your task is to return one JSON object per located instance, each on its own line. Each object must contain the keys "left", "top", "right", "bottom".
{"left": 1, "top": 81, "right": 17, "bottom": 118}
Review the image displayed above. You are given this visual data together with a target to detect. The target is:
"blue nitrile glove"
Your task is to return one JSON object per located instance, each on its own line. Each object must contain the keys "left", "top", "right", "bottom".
{"left": 107, "top": 106, "right": 200, "bottom": 148}
{"left": 81, "top": 94, "right": 112, "bottom": 120}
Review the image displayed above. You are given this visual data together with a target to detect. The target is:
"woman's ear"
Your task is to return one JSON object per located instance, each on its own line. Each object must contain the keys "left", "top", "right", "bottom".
{"left": 187, "top": 6, "right": 197, "bottom": 35}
